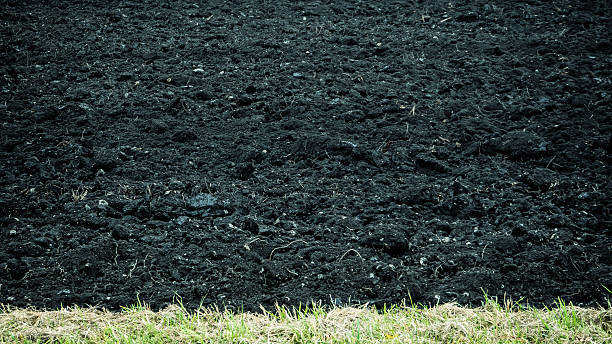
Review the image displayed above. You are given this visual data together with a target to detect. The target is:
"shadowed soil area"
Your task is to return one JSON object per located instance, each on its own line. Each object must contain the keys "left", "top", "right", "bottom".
{"left": 1, "top": 0, "right": 611, "bottom": 312}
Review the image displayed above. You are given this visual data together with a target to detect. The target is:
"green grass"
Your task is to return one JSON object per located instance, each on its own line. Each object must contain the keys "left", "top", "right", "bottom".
{"left": 1, "top": 295, "right": 610, "bottom": 343}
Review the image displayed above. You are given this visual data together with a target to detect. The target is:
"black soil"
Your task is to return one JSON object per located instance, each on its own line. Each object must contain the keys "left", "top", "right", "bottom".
{"left": 1, "top": 0, "right": 611, "bottom": 312}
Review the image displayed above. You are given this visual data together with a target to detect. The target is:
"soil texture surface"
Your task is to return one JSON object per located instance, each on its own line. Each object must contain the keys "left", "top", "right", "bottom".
{"left": 1, "top": 0, "right": 611, "bottom": 312}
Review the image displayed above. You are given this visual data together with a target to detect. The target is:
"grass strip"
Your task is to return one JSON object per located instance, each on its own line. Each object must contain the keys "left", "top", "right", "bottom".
{"left": 1, "top": 295, "right": 610, "bottom": 343}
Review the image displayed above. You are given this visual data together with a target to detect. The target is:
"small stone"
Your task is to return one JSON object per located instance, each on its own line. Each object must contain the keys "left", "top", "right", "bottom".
{"left": 141, "top": 235, "right": 163, "bottom": 243}
{"left": 187, "top": 194, "right": 218, "bottom": 209}
{"left": 537, "top": 96, "right": 551, "bottom": 104}
{"left": 175, "top": 216, "right": 189, "bottom": 225}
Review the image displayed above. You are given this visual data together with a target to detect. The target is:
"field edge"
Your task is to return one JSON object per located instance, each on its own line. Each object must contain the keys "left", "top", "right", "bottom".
{"left": 2, "top": 295, "right": 611, "bottom": 343}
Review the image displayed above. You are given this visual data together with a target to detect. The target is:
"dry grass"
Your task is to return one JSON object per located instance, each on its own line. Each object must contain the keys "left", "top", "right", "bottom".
{"left": 1, "top": 296, "right": 611, "bottom": 343}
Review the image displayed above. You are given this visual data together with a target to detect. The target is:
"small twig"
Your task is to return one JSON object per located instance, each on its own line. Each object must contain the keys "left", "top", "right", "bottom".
{"left": 376, "top": 139, "right": 389, "bottom": 152}
{"left": 433, "top": 265, "right": 442, "bottom": 278}
{"left": 128, "top": 259, "right": 138, "bottom": 278}
{"left": 269, "top": 240, "right": 308, "bottom": 260}
{"left": 495, "top": 96, "right": 507, "bottom": 110}
{"left": 569, "top": 256, "right": 581, "bottom": 272}
{"left": 244, "top": 238, "right": 261, "bottom": 251}
{"left": 148, "top": 271, "right": 159, "bottom": 284}
{"left": 337, "top": 248, "right": 364, "bottom": 262}
{"left": 481, "top": 243, "right": 489, "bottom": 259}
{"left": 546, "top": 154, "right": 558, "bottom": 169}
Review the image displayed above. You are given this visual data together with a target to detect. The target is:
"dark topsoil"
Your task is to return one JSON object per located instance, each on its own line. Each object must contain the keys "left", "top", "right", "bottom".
{"left": 1, "top": 0, "right": 611, "bottom": 312}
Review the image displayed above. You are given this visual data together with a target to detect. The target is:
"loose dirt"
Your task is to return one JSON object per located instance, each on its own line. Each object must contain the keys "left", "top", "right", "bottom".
{"left": 1, "top": 0, "right": 611, "bottom": 312}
